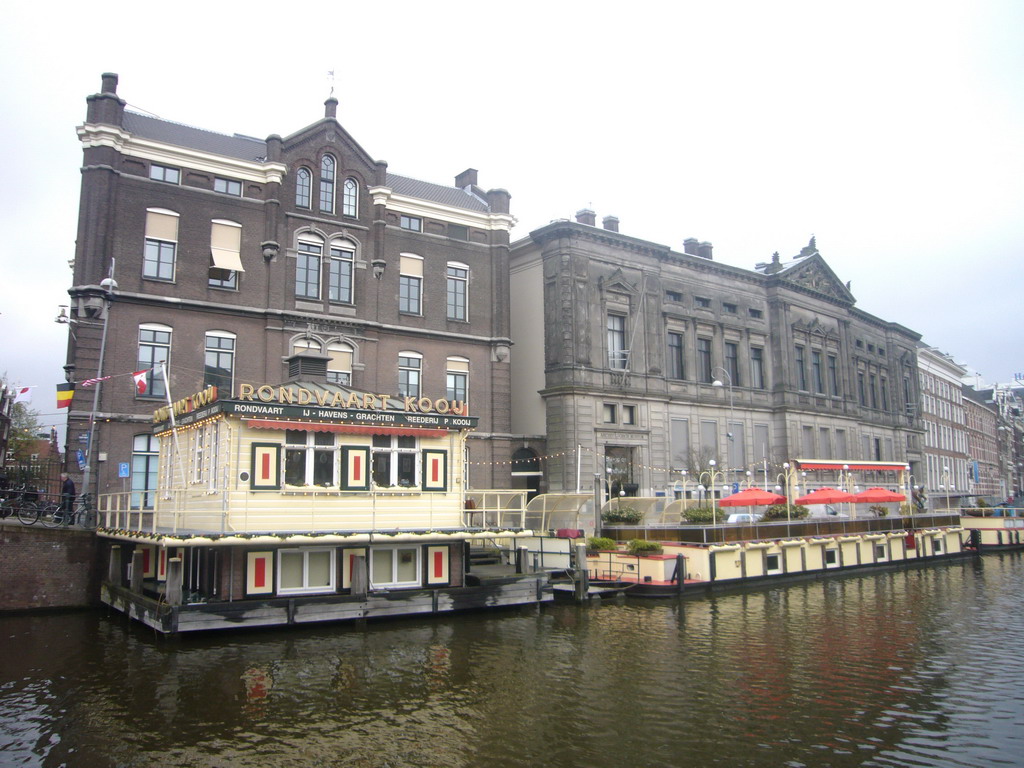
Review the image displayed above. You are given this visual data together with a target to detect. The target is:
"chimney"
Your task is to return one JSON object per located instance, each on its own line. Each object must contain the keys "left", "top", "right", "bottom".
{"left": 455, "top": 168, "right": 478, "bottom": 189}
{"left": 683, "top": 238, "right": 700, "bottom": 256}
{"left": 602, "top": 215, "right": 619, "bottom": 232}
{"left": 324, "top": 96, "right": 338, "bottom": 119}
{"left": 697, "top": 241, "right": 713, "bottom": 260}
{"left": 486, "top": 188, "right": 510, "bottom": 214}
{"left": 86, "top": 72, "right": 126, "bottom": 127}
{"left": 575, "top": 208, "right": 596, "bottom": 226}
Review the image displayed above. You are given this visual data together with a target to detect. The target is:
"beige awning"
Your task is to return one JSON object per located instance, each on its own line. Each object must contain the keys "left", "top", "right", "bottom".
{"left": 211, "top": 221, "right": 244, "bottom": 272}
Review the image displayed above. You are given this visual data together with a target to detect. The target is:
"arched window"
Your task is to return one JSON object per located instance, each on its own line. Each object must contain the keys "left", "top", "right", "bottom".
{"left": 295, "top": 167, "right": 311, "bottom": 208}
{"left": 446, "top": 356, "right": 469, "bottom": 402}
{"left": 204, "top": 331, "right": 236, "bottom": 391}
{"left": 295, "top": 234, "right": 323, "bottom": 299}
{"left": 328, "top": 238, "right": 356, "bottom": 304}
{"left": 327, "top": 342, "right": 354, "bottom": 385}
{"left": 398, "top": 351, "right": 422, "bottom": 398}
{"left": 138, "top": 323, "right": 172, "bottom": 398}
{"left": 342, "top": 178, "right": 358, "bottom": 217}
{"left": 292, "top": 337, "right": 324, "bottom": 355}
{"left": 319, "top": 155, "right": 335, "bottom": 213}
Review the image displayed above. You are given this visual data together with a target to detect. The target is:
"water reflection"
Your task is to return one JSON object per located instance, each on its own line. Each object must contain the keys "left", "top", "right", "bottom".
{"left": 1, "top": 555, "right": 1022, "bottom": 767}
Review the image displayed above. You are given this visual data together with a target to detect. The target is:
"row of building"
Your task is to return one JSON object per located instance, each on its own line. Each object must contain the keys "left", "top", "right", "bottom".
{"left": 55, "top": 73, "right": 1023, "bottom": 511}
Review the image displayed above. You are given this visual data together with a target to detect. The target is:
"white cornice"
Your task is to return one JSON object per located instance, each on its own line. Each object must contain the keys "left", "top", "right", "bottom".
{"left": 368, "top": 185, "right": 516, "bottom": 232}
{"left": 77, "top": 123, "right": 288, "bottom": 184}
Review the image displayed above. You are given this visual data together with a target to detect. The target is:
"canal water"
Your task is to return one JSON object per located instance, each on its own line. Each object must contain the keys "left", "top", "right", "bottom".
{"left": 2, "top": 554, "right": 1023, "bottom": 768}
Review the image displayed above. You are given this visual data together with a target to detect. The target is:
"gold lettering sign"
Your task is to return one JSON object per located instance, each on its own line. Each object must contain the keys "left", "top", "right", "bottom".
{"left": 236, "top": 383, "right": 465, "bottom": 415}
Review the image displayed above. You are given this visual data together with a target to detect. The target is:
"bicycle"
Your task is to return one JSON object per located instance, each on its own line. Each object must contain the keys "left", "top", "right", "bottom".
{"left": 0, "top": 487, "right": 40, "bottom": 525}
{"left": 41, "top": 493, "right": 97, "bottom": 530}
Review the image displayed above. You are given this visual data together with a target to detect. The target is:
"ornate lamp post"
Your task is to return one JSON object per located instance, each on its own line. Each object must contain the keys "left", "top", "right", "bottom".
{"left": 699, "top": 459, "right": 726, "bottom": 526}
{"left": 711, "top": 367, "right": 734, "bottom": 487}
{"left": 776, "top": 461, "right": 801, "bottom": 523}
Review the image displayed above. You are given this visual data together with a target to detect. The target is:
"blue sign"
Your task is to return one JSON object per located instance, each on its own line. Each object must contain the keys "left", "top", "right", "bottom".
{"left": 732, "top": 482, "right": 740, "bottom": 494}
{"left": 77, "top": 433, "right": 90, "bottom": 445}
{"left": 118, "top": 462, "right": 131, "bottom": 479}
{"left": 76, "top": 449, "right": 86, "bottom": 470}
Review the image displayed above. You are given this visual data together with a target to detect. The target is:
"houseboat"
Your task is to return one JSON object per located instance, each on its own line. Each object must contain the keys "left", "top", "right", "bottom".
{"left": 581, "top": 463, "right": 974, "bottom": 597}
{"left": 96, "top": 363, "right": 553, "bottom": 634}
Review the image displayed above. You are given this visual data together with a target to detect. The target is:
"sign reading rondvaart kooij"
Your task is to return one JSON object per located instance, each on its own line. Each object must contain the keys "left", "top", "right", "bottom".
{"left": 153, "top": 382, "right": 477, "bottom": 432}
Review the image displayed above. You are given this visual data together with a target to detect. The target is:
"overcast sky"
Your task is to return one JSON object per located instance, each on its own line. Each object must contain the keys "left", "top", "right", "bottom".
{"left": 2, "top": 1, "right": 1022, "bottom": 437}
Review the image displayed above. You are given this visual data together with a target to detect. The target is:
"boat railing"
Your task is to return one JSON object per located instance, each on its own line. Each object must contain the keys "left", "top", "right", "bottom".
{"left": 602, "top": 512, "right": 963, "bottom": 545}
{"left": 959, "top": 506, "right": 1023, "bottom": 518}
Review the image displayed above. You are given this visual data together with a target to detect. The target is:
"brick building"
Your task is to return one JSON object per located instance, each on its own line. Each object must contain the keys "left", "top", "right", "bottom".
{"left": 64, "top": 74, "right": 515, "bottom": 502}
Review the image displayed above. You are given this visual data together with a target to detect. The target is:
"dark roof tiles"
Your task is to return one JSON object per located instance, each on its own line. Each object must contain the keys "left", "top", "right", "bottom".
{"left": 120, "top": 113, "right": 490, "bottom": 211}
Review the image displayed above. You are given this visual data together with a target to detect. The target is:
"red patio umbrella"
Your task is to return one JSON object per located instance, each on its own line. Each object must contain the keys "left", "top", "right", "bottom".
{"left": 718, "top": 488, "right": 787, "bottom": 507}
{"left": 794, "top": 487, "right": 857, "bottom": 505}
{"left": 852, "top": 487, "right": 906, "bottom": 503}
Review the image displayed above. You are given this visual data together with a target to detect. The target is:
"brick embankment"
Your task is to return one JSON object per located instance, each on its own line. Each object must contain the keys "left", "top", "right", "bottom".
{"left": 0, "top": 521, "right": 103, "bottom": 611}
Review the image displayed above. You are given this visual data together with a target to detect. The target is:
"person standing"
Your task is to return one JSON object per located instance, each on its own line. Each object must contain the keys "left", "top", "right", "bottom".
{"left": 60, "top": 473, "right": 76, "bottom": 525}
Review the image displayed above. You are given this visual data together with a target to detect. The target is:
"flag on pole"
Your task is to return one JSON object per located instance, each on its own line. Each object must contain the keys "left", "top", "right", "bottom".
{"left": 80, "top": 375, "right": 113, "bottom": 388}
{"left": 56, "top": 383, "right": 75, "bottom": 409}
{"left": 13, "top": 386, "right": 33, "bottom": 404}
{"left": 132, "top": 370, "right": 149, "bottom": 395}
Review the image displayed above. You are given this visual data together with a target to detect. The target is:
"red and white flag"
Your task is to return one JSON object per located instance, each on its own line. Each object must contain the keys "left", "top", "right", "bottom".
{"left": 12, "top": 386, "right": 33, "bottom": 404}
{"left": 132, "top": 370, "right": 149, "bottom": 395}
{"left": 80, "top": 375, "right": 112, "bottom": 388}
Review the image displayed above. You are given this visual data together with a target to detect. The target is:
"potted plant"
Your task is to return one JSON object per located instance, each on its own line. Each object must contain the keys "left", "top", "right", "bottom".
{"left": 626, "top": 538, "right": 663, "bottom": 556}
{"left": 602, "top": 507, "right": 644, "bottom": 524}
{"left": 869, "top": 504, "right": 888, "bottom": 517}
{"left": 586, "top": 536, "right": 617, "bottom": 554}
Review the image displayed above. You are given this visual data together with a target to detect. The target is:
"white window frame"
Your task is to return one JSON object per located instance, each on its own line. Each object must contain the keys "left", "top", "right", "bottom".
{"left": 277, "top": 548, "right": 336, "bottom": 595}
{"left": 319, "top": 155, "right": 335, "bottom": 213}
{"left": 204, "top": 330, "right": 235, "bottom": 392}
{"left": 284, "top": 430, "right": 338, "bottom": 488}
{"left": 399, "top": 253, "right": 423, "bottom": 315}
{"left": 370, "top": 546, "right": 422, "bottom": 588}
{"left": 214, "top": 177, "right": 242, "bottom": 196}
{"left": 296, "top": 236, "right": 323, "bottom": 299}
{"left": 138, "top": 323, "right": 172, "bottom": 398}
{"left": 342, "top": 178, "right": 358, "bottom": 217}
{"left": 143, "top": 208, "right": 179, "bottom": 282}
{"left": 446, "top": 356, "right": 469, "bottom": 403}
{"left": 398, "top": 351, "right": 422, "bottom": 398}
{"left": 328, "top": 240, "right": 356, "bottom": 304}
{"left": 149, "top": 164, "right": 180, "bottom": 184}
{"left": 296, "top": 167, "right": 312, "bottom": 208}
{"left": 371, "top": 434, "right": 420, "bottom": 488}
{"left": 400, "top": 215, "right": 422, "bottom": 231}
{"left": 446, "top": 262, "right": 469, "bottom": 321}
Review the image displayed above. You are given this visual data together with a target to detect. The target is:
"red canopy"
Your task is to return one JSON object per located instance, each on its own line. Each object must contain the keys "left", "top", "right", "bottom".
{"left": 718, "top": 488, "right": 787, "bottom": 507}
{"left": 794, "top": 487, "right": 857, "bottom": 505}
{"left": 852, "top": 487, "right": 906, "bottom": 503}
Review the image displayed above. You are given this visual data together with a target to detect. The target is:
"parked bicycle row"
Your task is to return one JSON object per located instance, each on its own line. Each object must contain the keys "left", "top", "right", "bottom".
{"left": 0, "top": 485, "right": 97, "bottom": 528}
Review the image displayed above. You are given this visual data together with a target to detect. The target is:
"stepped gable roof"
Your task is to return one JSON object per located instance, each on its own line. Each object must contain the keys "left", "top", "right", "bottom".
{"left": 386, "top": 173, "right": 490, "bottom": 212}
{"left": 122, "top": 112, "right": 268, "bottom": 161}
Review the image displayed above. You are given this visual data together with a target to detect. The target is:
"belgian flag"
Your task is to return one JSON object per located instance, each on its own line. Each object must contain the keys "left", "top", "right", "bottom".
{"left": 56, "top": 382, "right": 75, "bottom": 409}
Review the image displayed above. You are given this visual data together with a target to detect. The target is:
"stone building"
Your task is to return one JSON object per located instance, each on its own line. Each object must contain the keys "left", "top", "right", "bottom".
{"left": 962, "top": 387, "right": 1002, "bottom": 503}
{"left": 64, "top": 74, "right": 515, "bottom": 502}
{"left": 509, "top": 213, "right": 924, "bottom": 498}
{"left": 917, "top": 346, "right": 970, "bottom": 508}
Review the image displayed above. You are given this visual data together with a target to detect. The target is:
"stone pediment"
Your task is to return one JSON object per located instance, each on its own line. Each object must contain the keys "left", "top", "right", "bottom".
{"left": 599, "top": 268, "right": 639, "bottom": 297}
{"left": 778, "top": 253, "right": 855, "bottom": 304}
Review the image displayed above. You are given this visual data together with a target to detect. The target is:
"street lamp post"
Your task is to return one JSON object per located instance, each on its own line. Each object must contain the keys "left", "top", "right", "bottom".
{"left": 776, "top": 461, "right": 800, "bottom": 523}
{"left": 699, "top": 459, "right": 725, "bottom": 526}
{"left": 711, "top": 367, "right": 734, "bottom": 488}
{"left": 940, "top": 465, "right": 953, "bottom": 511}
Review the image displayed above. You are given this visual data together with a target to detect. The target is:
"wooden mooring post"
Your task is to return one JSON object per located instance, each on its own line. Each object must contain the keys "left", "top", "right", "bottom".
{"left": 574, "top": 544, "right": 589, "bottom": 602}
